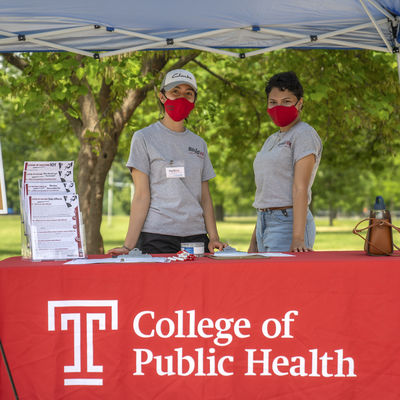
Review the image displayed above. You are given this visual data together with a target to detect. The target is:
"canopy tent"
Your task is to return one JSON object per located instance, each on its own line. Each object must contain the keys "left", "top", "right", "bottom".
{"left": 0, "top": 1, "right": 399, "bottom": 61}
{"left": 0, "top": 0, "right": 399, "bottom": 81}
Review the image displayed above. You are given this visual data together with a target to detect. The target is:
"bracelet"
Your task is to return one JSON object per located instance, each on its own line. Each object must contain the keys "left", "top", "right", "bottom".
{"left": 122, "top": 245, "right": 132, "bottom": 251}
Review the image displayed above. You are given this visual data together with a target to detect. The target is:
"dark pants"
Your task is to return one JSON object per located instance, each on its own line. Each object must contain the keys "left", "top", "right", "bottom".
{"left": 137, "top": 232, "right": 210, "bottom": 254}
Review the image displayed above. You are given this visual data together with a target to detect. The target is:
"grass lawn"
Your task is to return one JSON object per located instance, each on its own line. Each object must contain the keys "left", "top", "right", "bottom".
{"left": 3, "top": 213, "right": 398, "bottom": 260}
{"left": 0, "top": 215, "right": 23, "bottom": 260}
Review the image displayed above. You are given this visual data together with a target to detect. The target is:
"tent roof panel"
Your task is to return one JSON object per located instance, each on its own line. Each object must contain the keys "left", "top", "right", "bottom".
{"left": 0, "top": 0, "right": 391, "bottom": 29}
{"left": 0, "top": 0, "right": 398, "bottom": 57}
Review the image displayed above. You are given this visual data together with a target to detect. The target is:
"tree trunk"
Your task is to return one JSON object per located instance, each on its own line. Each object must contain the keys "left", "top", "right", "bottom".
{"left": 215, "top": 204, "right": 224, "bottom": 222}
{"left": 2, "top": 51, "right": 199, "bottom": 255}
{"left": 73, "top": 82, "right": 156, "bottom": 253}
{"left": 329, "top": 207, "right": 337, "bottom": 227}
{"left": 77, "top": 136, "right": 116, "bottom": 254}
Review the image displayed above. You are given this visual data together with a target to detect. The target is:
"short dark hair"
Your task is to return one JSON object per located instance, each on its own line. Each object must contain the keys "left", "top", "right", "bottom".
{"left": 265, "top": 71, "right": 303, "bottom": 100}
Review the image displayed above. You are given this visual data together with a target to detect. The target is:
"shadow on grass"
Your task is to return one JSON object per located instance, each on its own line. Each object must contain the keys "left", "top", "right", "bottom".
{"left": 0, "top": 249, "right": 20, "bottom": 258}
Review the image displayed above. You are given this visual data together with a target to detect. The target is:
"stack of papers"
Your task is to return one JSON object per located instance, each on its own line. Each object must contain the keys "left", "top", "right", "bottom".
{"left": 21, "top": 161, "right": 85, "bottom": 261}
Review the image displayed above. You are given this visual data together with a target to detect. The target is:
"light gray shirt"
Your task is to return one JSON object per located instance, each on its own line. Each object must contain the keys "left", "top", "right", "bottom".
{"left": 126, "top": 121, "right": 216, "bottom": 236}
{"left": 253, "top": 121, "right": 322, "bottom": 209}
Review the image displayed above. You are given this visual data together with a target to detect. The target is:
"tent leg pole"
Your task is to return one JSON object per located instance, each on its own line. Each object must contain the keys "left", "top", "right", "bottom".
{"left": 0, "top": 340, "right": 19, "bottom": 400}
{"left": 397, "top": 53, "right": 400, "bottom": 84}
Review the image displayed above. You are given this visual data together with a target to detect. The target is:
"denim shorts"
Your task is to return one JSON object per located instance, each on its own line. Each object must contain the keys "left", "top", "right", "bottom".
{"left": 256, "top": 208, "right": 316, "bottom": 252}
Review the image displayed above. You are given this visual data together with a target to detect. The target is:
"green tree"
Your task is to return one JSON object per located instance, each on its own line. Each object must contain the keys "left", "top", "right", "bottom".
{"left": 302, "top": 50, "right": 400, "bottom": 222}
{"left": 0, "top": 97, "right": 77, "bottom": 213}
{"left": 1, "top": 48, "right": 399, "bottom": 249}
{"left": 186, "top": 50, "right": 400, "bottom": 221}
{"left": 1, "top": 51, "right": 198, "bottom": 253}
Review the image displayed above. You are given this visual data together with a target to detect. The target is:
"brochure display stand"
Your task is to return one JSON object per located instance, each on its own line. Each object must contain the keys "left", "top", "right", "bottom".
{"left": 20, "top": 161, "right": 86, "bottom": 261}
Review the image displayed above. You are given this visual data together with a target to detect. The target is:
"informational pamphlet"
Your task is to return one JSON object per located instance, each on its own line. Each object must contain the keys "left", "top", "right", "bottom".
{"left": 20, "top": 161, "right": 86, "bottom": 261}
{"left": 24, "top": 181, "right": 76, "bottom": 196}
{"left": 28, "top": 195, "right": 80, "bottom": 221}
{"left": 22, "top": 161, "right": 74, "bottom": 183}
{"left": 22, "top": 181, "right": 76, "bottom": 234}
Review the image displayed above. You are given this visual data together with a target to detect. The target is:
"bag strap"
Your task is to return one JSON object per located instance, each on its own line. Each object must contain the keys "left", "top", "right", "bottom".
{"left": 352, "top": 218, "right": 400, "bottom": 255}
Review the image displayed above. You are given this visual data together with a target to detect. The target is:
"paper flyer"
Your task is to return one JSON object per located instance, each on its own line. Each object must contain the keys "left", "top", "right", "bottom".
{"left": 22, "top": 182, "right": 76, "bottom": 224}
{"left": 28, "top": 195, "right": 84, "bottom": 260}
{"left": 23, "top": 161, "right": 74, "bottom": 183}
{"left": 30, "top": 225, "right": 84, "bottom": 261}
{"left": 28, "top": 195, "right": 79, "bottom": 221}
{"left": 24, "top": 181, "right": 76, "bottom": 196}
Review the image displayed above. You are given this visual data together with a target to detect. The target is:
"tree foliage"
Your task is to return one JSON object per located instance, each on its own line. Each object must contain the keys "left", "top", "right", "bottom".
{"left": 1, "top": 51, "right": 198, "bottom": 253}
{"left": 1, "top": 47, "right": 399, "bottom": 252}
{"left": 186, "top": 49, "right": 400, "bottom": 220}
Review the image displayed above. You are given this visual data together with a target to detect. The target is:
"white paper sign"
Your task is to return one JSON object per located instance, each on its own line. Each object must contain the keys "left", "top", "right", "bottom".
{"left": 30, "top": 225, "right": 84, "bottom": 260}
{"left": 23, "top": 161, "right": 74, "bottom": 183}
{"left": 24, "top": 181, "right": 76, "bottom": 196}
{"left": 28, "top": 195, "right": 84, "bottom": 260}
{"left": 28, "top": 195, "right": 79, "bottom": 221}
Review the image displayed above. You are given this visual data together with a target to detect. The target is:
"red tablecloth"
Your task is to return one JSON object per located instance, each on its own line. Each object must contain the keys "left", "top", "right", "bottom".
{"left": 1, "top": 251, "right": 400, "bottom": 399}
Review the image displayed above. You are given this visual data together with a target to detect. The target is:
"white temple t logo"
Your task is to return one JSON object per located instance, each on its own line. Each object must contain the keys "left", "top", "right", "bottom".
{"left": 48, "top": 300, "right": 118, "bottom": 386}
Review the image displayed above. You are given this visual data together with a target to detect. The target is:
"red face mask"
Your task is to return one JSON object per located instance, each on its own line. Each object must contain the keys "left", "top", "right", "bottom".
{"left": 164, "top": 97, "right": 195, "bottom": 121}
{"left": 267, "top": 105, "right": 298, "bottom": 127}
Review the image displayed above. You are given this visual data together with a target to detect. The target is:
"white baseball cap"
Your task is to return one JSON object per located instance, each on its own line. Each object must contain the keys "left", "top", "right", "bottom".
{"left": 161, "top": 69, "right": 197, "bottom": 92}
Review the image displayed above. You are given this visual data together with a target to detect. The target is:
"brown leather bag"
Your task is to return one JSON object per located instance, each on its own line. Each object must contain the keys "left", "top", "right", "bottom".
{"left": 353, "top": 203, "right": 400, "bottom": 255}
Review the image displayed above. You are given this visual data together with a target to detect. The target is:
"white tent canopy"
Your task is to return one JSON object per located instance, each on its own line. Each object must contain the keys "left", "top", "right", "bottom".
{"left": 0, "top": 0, "right": 399, "bottom": 71}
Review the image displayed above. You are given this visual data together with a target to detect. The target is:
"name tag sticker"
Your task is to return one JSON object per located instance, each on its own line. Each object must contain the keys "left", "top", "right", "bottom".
{"left": 166, "top": 161, "right": 185, "bottom": 178}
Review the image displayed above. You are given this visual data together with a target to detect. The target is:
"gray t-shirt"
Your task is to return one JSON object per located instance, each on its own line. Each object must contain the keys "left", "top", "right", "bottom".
{"left": 126, "top": 121, "right": 216, "bottom": 236}
{"left": 253, "top": 121, "right": 322, "bottom": 209}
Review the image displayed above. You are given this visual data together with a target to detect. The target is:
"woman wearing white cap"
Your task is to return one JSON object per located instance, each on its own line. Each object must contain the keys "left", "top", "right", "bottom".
{"left": 108, "top": 69, "right": 226, "bottom": 255}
